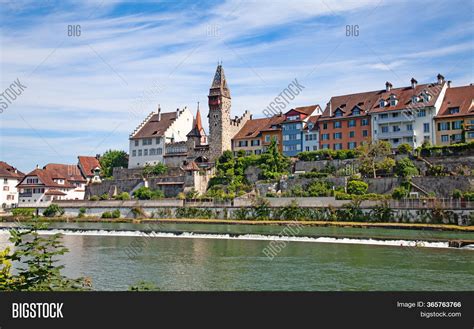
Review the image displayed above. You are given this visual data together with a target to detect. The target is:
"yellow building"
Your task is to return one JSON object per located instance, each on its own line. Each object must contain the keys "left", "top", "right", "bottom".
{"left": 435, "top": 85, "right": 474, "bottom": 145}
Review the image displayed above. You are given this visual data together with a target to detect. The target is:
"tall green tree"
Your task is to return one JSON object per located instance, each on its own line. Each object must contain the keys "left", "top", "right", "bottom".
{"left": 259, "top": 138, "right": 290, "bottom": 179}
{"left": 357, "top": 141, "right": 392, "bottom": 178}
{"left": 99, "top": 150, "right": 128, "bottom": 178}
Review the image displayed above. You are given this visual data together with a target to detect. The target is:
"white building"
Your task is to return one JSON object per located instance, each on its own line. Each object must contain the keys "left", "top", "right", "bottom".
{"left": 17, "top": 164, "right": 87, "bottom": 205}
{"left": 371, "top": 75, "right": 448, "bottom": 148}
{"left": 128, "top": 107, "right": 194, "bottom": 168}
{"left": 0, "top": 161, "right": 24, "bottom": 209}
{"left": 302, "top": 115, "right": 320, "bottom": 152}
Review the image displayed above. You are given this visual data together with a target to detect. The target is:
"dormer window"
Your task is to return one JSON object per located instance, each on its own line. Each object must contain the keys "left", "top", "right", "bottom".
{"left": 352, "top": 106, "right": 360, "bottom": 116}
{"left": 379, "top": 100, "right": 386, "bottom": 108}
{"left": 421, "top": 92, "right": 431, "bottom": 102}
{"left": 334, "top": 109, "right": 343, "bottom": 117}
{"left": 412, "top": 96, "right": 418, "bottom": 103}
{"left": 448, "top": 107, "right": 460, "bottom": 114}
{"left": 389, "top": 94, "right": 398, "bottom": 106}
{"left": 308, "top": 123, "right": 314, "bottom": 129}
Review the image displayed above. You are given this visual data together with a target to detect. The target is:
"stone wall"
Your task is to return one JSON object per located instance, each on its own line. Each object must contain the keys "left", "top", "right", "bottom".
{"left": 363, "top": 177, "right": 401, "bottom": 195}
{"left": 411, "top": 176, "right": 474, "bottom": 197}
{"left": 295, "top": 158, "right": 359, "bottom": 173}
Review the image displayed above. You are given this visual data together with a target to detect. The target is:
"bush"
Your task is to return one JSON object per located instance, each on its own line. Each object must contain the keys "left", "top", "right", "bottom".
{"left": 307, "top": 180, "right": 332, "bottom": 197}
{"left": 334, "top": 192, "right": 352, "bottom": 200}
{"left": 89, "top": 195, "right": 100, "bottom": 201}
{"left": 394, "top": 158, "right": 419, "bottom": 177}
{"left": 101, "top": 209, "right": 121, "bottom": 218}
{"left": 78, "top": 207, "right": 86, "bottom": 218}
{"left": 463, "top": 192, "right": 474, "bottom": 201}
{"left": 99, "top": 193, "right": 109, "bottom": 200}
{"left": 297, "top": 149, "right": 358, "bottom": 161}
{"left": 11, "top": 208, "right": 35, "bottom": 217}
{"left": 397, "top": 143, "right": 413, "bottom": 154}
{"left": 133, "top": 187, "right": 164, "bottom": 200}
{"left": 426, "top": 164, "right": 449, "bottom": 176}
{"left": 177, "top": 192, "right": 186, "bottom": 200}
{"left": 347, "top": 180, "right": 368, "bottom": 195}
{"left": 392, "top": 186, "right": 409, "bottom": 199}
{"left": 299, "top": 171, "right": 329, "bottom": 179}
{"left": 114, "top": 192, "right": 130, "bottom": 200}
{"left": 42, "top": 204, "right": 65, "bottom": 217}
{"left": 452, "top": 189, "right": 463, "bottom": 199}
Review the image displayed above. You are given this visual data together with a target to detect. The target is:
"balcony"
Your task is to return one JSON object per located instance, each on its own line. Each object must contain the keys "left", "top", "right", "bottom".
{"left": 376, "top": 130, "right": 415, "bottom": 139}
{"left": 19, "top": 192, "right": 32, "bottom": 198}
{"left": 376, "top": 114, "right": 414, "bottom": 124}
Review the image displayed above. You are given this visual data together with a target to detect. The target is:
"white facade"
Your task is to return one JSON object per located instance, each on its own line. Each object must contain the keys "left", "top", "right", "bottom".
{"left": 302, "top": 127, "right": 319, "bottom": 152}
{"left": 371, "top": 83, "right": 447, "bottom": 148}
{"left": 1, "top": 176, "right": 22, "bottom": 208}
{"left": 128, "top": 108, "right": 194, "bottom": 168}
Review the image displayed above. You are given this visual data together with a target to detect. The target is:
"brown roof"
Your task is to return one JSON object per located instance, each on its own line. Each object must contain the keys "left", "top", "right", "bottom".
{"left": 303, "top": 115, "right": 321, "bottom": 131}
{"left": 187, "top": 108, "right": 206, "bottom": 137}
{"left": 0, "top": 161, "right": 24, "bottom": 179}
{"left": 321, "top": 81, "right": 446, "bottom": 119}
{"left": 131, "top": 111, "right": 177, "bottom": 139}
{"left": 18, "top": 163, "right": 86, "bottom": 189}
{"left": 289, "top": 105, "right": 320, "bottom": 116}
{"left": 436, "top": 85, "right": 474, "bottom": 119}
{"left": 78, "top": 156, "right": 101, "bottom": 177}
{"left": 182, "top": 161, "right": 200, "bottom": 171}
{"left": 233, "top": 117, "right": 272, "bottom": 140}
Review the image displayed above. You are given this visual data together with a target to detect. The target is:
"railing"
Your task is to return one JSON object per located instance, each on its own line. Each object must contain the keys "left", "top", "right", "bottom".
{"left": 19, "top": 192, "right": 32, "bottom": 197}
{"left": 389, "top": 198, "right": 474, "bottom": 209}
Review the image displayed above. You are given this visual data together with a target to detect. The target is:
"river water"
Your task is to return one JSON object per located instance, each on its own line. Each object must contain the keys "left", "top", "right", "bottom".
{"left": 0, "top": 222, "right": 472, "bottom": 291}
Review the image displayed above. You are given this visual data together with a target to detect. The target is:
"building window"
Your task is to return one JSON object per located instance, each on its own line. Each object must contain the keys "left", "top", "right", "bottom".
{"left": 305, "top": 146, "right": 310, "bottom": 151}
{"left": 349, "top": 131, "right": 355, "bottom": 138}
{"left": 423, "top": 123, "right": 430, "bottom": 133}
{"left": 393, "top": 138, "right": 400, "bottom": 144}
{"left": 323, "top": 123, "right": 328, "bottom": 129}
{"left": 255, "top": 150, "right": 262, "bottom": 155}
{"left": 381, "top": 126, "right": 389, "bottom": 133}
{"left": 352, "top": 108, "right": 360, "bottom": 116}
{"left": 441, "top": 135, "right": 449, "bottom": 142}
{"left": 156, "top": 137, "right": 161, "bottom": 144}
{"left": 379, "top": 100, "right": 386, "bottom": 108}
{"left": 334, "top": 110, "right": 343, "bottom": 117}
{"left": 393, "top": 126, "right": 400, "bottom": 132}
{"left": 265, "top": 135, "right": 271, "bottom": 143}
{"left": 334, "top": 121, "right": 341, "bottom": 128}
{"left": 348, "top": 142, "right": 356, "bottom": 149}
{"left": 143, "top": 138, "right": 152, "bottom": 146}
{"left": 380, "top": 114, "right": 388, "bottom": 119}
{"left": 438, "top": 122, "right": 449, "bottom": 131}
{"left": 138, "top": 150, "right": 142, "bottom": 156}
{"left": 452, "top": 134, "right": 463, "bottom": 142}
{"left": 333, "top": 132, "right": 342, "bottom": 139}
{"left": 322, "top": 134, "right": 330, "bottom": 140}
{"left": 418, "top": 109, "right": 426, "bottom": 117}
{"left": 333, "top": 143, "right": 342, "bottom": 150}
{"left": 361, "top": 118, "right": 369, "bottom": 126}
{"left": 144, "top": 149, "right": 148, "bottom": 156}
{"left": 406, "top": 124, "right": 413, "bottom": 131}
{"left": 452, "top": 120, "right": 463, "bottom": 130}
{"left": 251, "top": 140, "right": 260, "bottom": 146}
{"left": 157, "top": 148, "right": 163, "bottom": 155}
{"left": 468, "top": 132, "right": 474, "bottom": 138}
{"left": 238, "top": 141, "right": 248, "bottom": 147}
{"left": 322, "top": 144, "right": 329, "bottom": 149}
{"left": 3, "top": 186, "right": 9, "bottom": 191}
{"left": 392, "top": 112, "right": 399, "bottom": 118}
{"left": 134, "top": 140, "right": 139, "bottom": 146}
{"left": 362, "top": 130, "right": 368, "bottom": 137}
{"left": 132, "top": 150, "right": 137, "bottom": 157}
{"left": 150, "top": 149, "right": 156, "bottom": 155}
{"left": 348, "top": 120, "right": 356, "bottom": 127}
{"left": 3, "top": 178, "right": 7, "bottom": 184}
{"left": 448, "top": 107, "right": 460, "bottom": 114}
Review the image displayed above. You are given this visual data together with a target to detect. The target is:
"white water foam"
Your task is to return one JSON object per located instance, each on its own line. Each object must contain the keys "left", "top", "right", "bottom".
{"left": 0, "top": 228, "right": 458, "bottom": 249}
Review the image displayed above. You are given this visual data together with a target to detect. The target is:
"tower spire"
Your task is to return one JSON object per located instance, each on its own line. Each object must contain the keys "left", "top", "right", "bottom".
{"left": 209, "top": 63, "right": 230, "bottom": 98}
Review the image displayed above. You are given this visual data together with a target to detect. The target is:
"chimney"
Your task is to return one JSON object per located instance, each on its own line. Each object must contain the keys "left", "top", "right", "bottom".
{"left": 410, "top": 78, "right": 418, "bottom": 89}
{"left": 447, "top": 80, "right": 452, "bottom": 88}
{"left": 157, "top": 105, "right": 161, "bottom": 121}
{"left": 36, "top": 164, "right": 39, "bottom": 169}
{"left": 95, "top": 154, "right": 100, "bottom": 160}
{"left": 437, "top": 73, "right": 445, "bottom": 85}
{"left": 385, "top": 81, "right": 392, "bottom": 92}
{"left": 328, "top": 101, "right": 332, "bottom": 116}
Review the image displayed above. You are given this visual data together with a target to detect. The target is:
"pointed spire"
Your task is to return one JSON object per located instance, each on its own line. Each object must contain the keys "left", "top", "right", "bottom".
{"left": 210, "top": 63, "right": 231, "bottom": 98}
{"left": 195, "top": 103, "right": 203, "bottom": 132}
{"left": 187, "top": 103, "right": 205, "bottom": 137}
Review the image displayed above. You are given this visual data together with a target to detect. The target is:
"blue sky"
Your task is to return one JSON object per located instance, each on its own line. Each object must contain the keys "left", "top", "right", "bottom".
{"left": 0, "top": 0, "right": 473, "bottom": 172}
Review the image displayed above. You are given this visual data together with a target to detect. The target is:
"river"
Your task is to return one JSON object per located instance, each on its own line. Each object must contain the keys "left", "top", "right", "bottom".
{"left": 0, "top": 222, "right": 472, "bottom": 291}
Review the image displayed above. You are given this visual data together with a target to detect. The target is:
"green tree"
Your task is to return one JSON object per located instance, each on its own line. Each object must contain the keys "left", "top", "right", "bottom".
{"left": 357, "top": 141, "right": 392, "bottom": 178}
{"left": 394, "top": 158, "right": 419, "bottom": 177}
{"left": 133, "top": 186, "right": 164, "bottom": 200}
{"left": 347, "top": 180, "right": 368, "bottom": 195}
{"left": 142, "top": 163, "right": 167, "bottom": 178}
{"left": 397, "top": 143, "right": 413, "bottom": 154}
{"left": 258, "top": 138, "right": 290, "bottom": 179}
{"left": 99, "top": 150, "right": 128, "bottom": 178}
{"left": 42, "top": 204, "right": 65, "bottom": 217}
{"left": 0, "top": 223, "right": 90, "bottom": 291}
{"left": 392, "top": 186, "right": 409, "bottom": 199}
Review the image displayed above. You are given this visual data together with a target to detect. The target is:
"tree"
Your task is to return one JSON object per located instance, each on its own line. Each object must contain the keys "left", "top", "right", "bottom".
{"left": 42, "top": 204, "right": 65, "bottom": 217}
{"left": 347, "top": 180, "right": 368, "bottom": 195}
{"left": 394, "top": 158, "right": 419, "bottom": 177}
{"left": 357, "top": 141, "right": 392, "bottom": 178}
{"left": 397, "top": 143, "right": 413, "bottom": 154}
{"left": 392, "top": 186, "right": 408, "bottom": 199}
{"left": 142, "top": 163, "right": 167, "bottom": 178}
{"left": 258, "top": 138, "right": 290, "bottom": 179}
{"left": 133, "top": 186, "right": 164, "bottom": 200}
{"left": 0, "top": 223, "right": 90, "bottom": 291}
{"left": 99, "top": 150, "right": 128, "bottom": 178}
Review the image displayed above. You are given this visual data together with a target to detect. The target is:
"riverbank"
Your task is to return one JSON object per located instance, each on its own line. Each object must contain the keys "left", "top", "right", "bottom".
{"left": 3, "top": 215, "right": 474, "bottom": 232}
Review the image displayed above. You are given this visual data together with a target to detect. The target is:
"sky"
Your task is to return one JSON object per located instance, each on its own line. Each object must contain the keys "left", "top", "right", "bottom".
{"left": 0, "top": 0, "right": 473, "bottom": 172}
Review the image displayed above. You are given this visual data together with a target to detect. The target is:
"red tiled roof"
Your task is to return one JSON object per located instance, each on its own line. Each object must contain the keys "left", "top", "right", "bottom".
{"left": 290, "top": 105, "right": 320, "bottom": 116}
{"left": 233, "top": 117, "right": 272, "bottom": 140}
{"left": 436, "top": 85, "right": 474, "bottom": 119}
{"left": 131, "top": 112, "right": 177, "bottom": 139}
{"left": 18, "top": 163, "right": 86, "bottom": 189}
{"left": 320, "top": 81, "right": 446, "bottom": 119}
{"left": 303, "top": 115, "right": 321, "bottom": 131}
{"left": 0, "top": 161, "right": 24, "bottom": 179}
{"left": 78, "top": 156, "right": 101, "bottom": 177}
